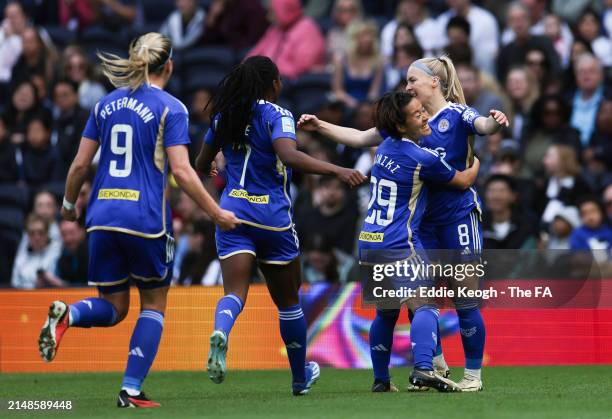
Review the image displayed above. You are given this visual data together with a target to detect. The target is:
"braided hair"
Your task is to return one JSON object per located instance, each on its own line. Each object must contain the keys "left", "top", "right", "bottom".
{"left": 207, "top": 56, "right": 280, "bottom": 150}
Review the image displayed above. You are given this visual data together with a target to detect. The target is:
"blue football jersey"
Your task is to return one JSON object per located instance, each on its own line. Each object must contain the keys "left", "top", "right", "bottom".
{"left": 358, "top": 137, "right": 456, "bottom": 258}
{"left": 82, "top": 84, "right": 190, "bottom": 237}
{"left": 570, "top": 225, "right": 612, "bottom": 252}
{"left": 420, "top": 102, "right": 483, "bottom": 225}
{"left": 204, "top": 100, "right": 297, "bottom": 230}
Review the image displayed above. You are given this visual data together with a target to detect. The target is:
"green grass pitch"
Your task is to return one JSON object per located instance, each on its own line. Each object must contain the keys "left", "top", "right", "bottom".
{"left": 2, "top": 366, "right": 612, "bottom": 418}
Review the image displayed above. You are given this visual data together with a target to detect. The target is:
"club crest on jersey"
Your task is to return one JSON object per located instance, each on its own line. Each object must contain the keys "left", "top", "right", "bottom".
{"left": 437, "top": 118, "right": 450, "bottom": 132}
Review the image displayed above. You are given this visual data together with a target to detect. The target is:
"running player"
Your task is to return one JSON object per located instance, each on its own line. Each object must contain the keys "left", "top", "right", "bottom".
{"left": 298, "top": 55, "right": 509, "bottom": 392}
{"left": 195, "top": 56, "right": 366, "bottom": 395}
{"left": 362, "top": 91, "right": 480, "bottom": 392}
{"left": 37, "top": 33, "right": 239, "bottom": 408}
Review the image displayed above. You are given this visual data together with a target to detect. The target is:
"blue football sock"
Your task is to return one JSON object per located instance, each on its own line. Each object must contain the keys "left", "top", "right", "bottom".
{"left": 69, "top": 298, "right": 118, "bottom": 328}
{"left": 410, "top": 306, "right": 438, "bottom": 371}
{"left": 369, "top": 309, "right": 399, "bottom": 381}
{"left": 278, "top": 304, "right": 307, "bottom": 384}
{"left": 410, "top": 309, "right": 443, "bottom": 357}
{"left": 457, "top": 307, "right": 485, "bottom": 370}
{"left": 122, "top": 310, "right": 164, "bottom": 393}
{"left": 214, "top": 294, "right": 243, "bottom": 336}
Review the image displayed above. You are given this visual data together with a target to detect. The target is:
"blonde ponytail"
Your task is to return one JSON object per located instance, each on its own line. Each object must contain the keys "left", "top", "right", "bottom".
{"left": 412, "top": 55, "right": 467, "bottom": 105}
{"left": 98, "top": 32, "right": 172, "bottom": 91}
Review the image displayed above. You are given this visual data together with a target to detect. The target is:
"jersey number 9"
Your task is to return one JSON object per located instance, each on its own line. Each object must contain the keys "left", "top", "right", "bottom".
{"left": 365, "top": 176, "right": 397, "bottom": 226}
{"left": 109, "top": 124, "right": 133, "bottom": 178}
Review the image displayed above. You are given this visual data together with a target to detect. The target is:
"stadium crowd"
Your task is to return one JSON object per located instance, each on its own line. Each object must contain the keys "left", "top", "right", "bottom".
{"left": 0, "top": 0, "right": 611, "bottom": 289}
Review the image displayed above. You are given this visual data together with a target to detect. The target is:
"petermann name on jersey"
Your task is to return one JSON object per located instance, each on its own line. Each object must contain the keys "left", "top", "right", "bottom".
{"left": 373, "top": 153, "right": 401, "bottom": 174}
{"left": 228, "top": 189, "right": 270, "bottom": 204}
{"left": 99, "top": 97, "right": 155, "bottom": 123}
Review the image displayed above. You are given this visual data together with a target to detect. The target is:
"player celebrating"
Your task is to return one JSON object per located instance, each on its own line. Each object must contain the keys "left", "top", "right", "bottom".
{"left": 298, "top": 55, "right": 509, "bottom": 392}
{"left": 195, "top": 56, "right": 366, "bottom": 395}
{"left": 362, "top": 91, "right": 481, "bottom": 392}
{"left": 37, "top": 33, "right": 239, "bottom": 408}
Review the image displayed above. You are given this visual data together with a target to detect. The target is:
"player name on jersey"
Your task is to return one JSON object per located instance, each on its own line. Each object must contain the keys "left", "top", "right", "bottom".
{"left": 99, "top": 96, "right": 155, "bottom": 124}
{"left": 373, "top": 152, "right": 401, "bottom": 174}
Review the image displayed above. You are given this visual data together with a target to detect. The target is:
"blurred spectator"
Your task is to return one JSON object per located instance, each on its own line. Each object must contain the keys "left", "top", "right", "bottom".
{"left": 586, "top": 98, "right": 612, "bottom": 173}
{"left": 0, "top": 2, "right": 28, "bottom": 83}
{"left": 570, "top": 197, "right": 612, "bottom": 255}
{"left": 604, "top": 184, "right": 612, "bottom": 223}
{"left": 58, "top": 0, "right": 95, "bottom": 31}
{"left": 380, "top": 0, "right": 442, "bottom": 60}
{"left": 297, "top": 176, "right": 359, "bottom": 254}
{"left": 522, "top": 94, "right": 582, "bottom": 177}
{"left": 505, "top": 66, "right": 539, "bottom": 142}
{"left": 304, "top": 0, "right": 334, "bottom": 19}
{"left": 200, "top": 0, "right": 268, "bottom": 51}
{"left": 576, "top": 9, "right": 612, "bottom": 67}
{"left": 160, "top": 0, "right": 205, "bottom": 51}
{"left": 302, "top": 233, "right": 357, "bottom": 283}
{"left": 524, "top": 46, "right": 553, "bottom": 90}
{"left": 52, "top": 78, "right": 89, "bottom": 177}
{"left": 538, "top": 144, "right": 592, "bottom": 230}
{"left": 37, "top": 220, "right": 88, "bottom": 287}
{"left": 496, "top": 2, "right": 560, "bottom": 84}
{"left": 247, "top": 0, "right": 325, "bottom": 79}
{"left": 176, "top": 220, "right": 220, "bottom": 286}
{"left": 332, "top": 20, "right": 383, "bottom": 108}
{"left": 11, "top": 213, "right": 61, "bottom": 289}
{"left": 188, "top": 88, "right": 212, "bottom": 164}
{"left": 89, "top": 0, "right": 140, "bottom": 32}
{"left": 63, "top": 50, "right": 107, "bottom": 109}
{"left": 446, "top": 15, "right": 470, "bottom": 49}
{"left": 570, "top": 53, "right": 605, "bottom": 147}
{"left": 437, "top": 0, "right": 499, "bottom": 75}
{"left": 4, "top": 80, "right": 46, "bottom": 146}
{"left": 326, "top": 0, "right": 362, "bottom": 60}
{"left": 542, "top": 205, "right": 581, "bottom": 250}
{"left": 22, "top": 113, "right": 59, "bottom": 188}
{"left": 457, "top": 63, "right": 505, "bottom": 118}
{"left": 552, "top": 0, "right": 603, "bottom": 25}
{"left": 0, "top": 114, "right": 18, "bottom": 182}
{"left": 542, "top": 14, "right": 573, "bottom": 67}
{"left": 391, "top": 22, "right": 419, "bottom": 54}
{"left": 482, "top": 174, "right": 538, "bottom": 249}
{"left": 384, "top": 43, "right": 422, "bottom": 92}
{"left": 9, "top": 27, "right": 58, "bottom": 92}
{"left": 605, "top": 0, "right": 612, "bottom": 38}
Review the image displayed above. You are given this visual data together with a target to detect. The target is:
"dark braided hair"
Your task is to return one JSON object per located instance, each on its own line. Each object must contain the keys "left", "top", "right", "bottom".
{"left": 373, "top": 91, "right": 414, "bottom": 139}
{"left": 207, "top": 56, "right": 280, "bottom": 150}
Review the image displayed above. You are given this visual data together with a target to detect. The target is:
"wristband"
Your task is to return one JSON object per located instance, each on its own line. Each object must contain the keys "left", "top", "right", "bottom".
{"left": 62, "top": 197, "right": 75, "bottom": 211}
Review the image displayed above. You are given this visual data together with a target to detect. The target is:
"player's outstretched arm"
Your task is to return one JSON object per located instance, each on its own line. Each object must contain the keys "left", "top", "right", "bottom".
{"left": 447, "top": 157, "right": 480, "bottom": 190}
{"left": 474, "top": 109, "right": 510, "bottom": 135}
{"left": 297, "top": 114, "right": 383, "bottom": 148}
{"left": 167, "top": 144, "right": 240, "bottom": 231}
{"left": 62, "top": 137, "right": 99, "bottom": 221}
{"left": 273, "top": 138, "right": 367, "bottom": 187}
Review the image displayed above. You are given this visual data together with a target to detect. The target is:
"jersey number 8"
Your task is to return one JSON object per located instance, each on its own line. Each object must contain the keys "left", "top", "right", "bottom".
{"left": 109, "top": 124, "right": 133, "bottom": 178}
{"left": 365, "top": 176, "right": 397, "bottom": 226}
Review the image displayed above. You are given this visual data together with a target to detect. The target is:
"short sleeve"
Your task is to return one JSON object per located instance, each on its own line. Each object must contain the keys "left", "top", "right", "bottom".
{"left": 270, "top": 113, "right": 297, "bottom": 142}
{"left": 460, "top": 106, "right": 480, "bottom": 135}
{"left": 163, "top": 106, "right": 190, "bottom": 148}
{"left": 419, "top": 148, "right": 456, "bottom": 183}
{"left": 82, "top": 103, "right": 99, "bottom": 141}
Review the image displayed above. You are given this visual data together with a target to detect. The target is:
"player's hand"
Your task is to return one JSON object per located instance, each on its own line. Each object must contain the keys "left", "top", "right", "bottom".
{"left": 213, "top": 209, "right": 240, "bottom": 231}
{"left": 61, "top": 206, "right": 78, "bottom": 222}
{"left": 336, "top": 168, "right": 368, "bottom": 188}
{"left": 297, "top": 114, "right": 321, "bottom": 132}
{"left": 489, "top": 109, "right": 509, "bottom": 127}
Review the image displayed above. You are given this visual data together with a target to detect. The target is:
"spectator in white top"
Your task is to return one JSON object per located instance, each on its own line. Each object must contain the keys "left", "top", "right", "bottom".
{"left": 436, "top": 0, "right": 499, "bottom": 75}
{"left": 11, "top": 213, "right": 61, "bottom": 289}
{"left": 0, "top": 2, "right": 28, "bottom": 82}
{"left": 160, "top": 0, "right": 205, "bottom": 51}
{"left": 575, "top": 8, "right": 612, "bottom": 67}
{"left": 380, "top": 0, "right": 442, "bottom": 60}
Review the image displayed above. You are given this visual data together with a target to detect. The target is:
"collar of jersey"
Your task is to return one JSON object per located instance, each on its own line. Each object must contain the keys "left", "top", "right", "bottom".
{"left": 149, "top": 83, "right": 163, "bottom": 90}
{"left": 428, "top": 102, "right": 451, "bottom": 122}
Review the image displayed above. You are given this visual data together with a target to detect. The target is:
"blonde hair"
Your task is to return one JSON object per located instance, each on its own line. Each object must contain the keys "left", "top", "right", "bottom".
{"left": 98, "top": 32, "right": 172, "bottom": 91}
{"left": 346, "top": 19, "right": 380, "bottom": 67}
{"left": 412, "top": 55, "right": 466, "bottom": 105}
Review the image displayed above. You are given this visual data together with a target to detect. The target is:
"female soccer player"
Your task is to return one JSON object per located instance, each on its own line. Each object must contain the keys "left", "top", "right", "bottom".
{"left": 362, "top": 91, "right": 480, "bottom": 392}
{"left": 38, "top": 33, "right": 239, "bottom": 408}
{"left": 195, "top": 55, "right": 366, "bottom": 395}
{"left": 298, "top": 55, "right": 509, "bottom": 392}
